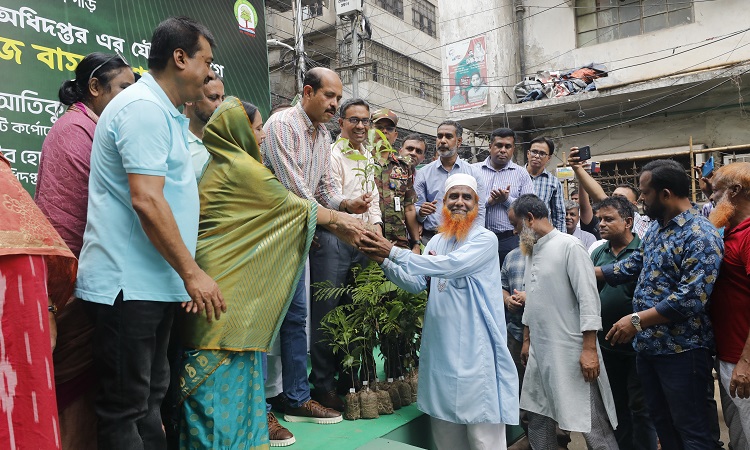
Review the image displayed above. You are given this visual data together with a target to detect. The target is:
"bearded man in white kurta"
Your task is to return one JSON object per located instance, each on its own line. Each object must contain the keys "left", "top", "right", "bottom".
{"left": 510, "top": 194, "right": 618, "bottom": 449}
{"left": 360, "top": 173, "right": 519, "bottom": 450}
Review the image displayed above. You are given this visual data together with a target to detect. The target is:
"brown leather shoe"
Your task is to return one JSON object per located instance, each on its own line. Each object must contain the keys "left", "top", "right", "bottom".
{"left": 268, "top": 412, "right": 295, "bottom": 447}
{"left": 312, "top": 388, "right": 345, "bottom": 412}
{"left": 284, "top": 399, "right": 343, "bottom": 424}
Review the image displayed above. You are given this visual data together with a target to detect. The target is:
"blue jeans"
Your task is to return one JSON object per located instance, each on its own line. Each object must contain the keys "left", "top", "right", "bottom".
{"left": 277, "top": 271, "right": 311, "bottom": 408}
{"left": 636, "top": 348, "right": 714, "bottom": 450}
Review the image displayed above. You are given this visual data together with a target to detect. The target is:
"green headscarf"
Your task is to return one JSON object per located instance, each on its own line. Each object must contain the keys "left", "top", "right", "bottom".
{"left": 181, "top": 97, "right": 316, "bottom": 351}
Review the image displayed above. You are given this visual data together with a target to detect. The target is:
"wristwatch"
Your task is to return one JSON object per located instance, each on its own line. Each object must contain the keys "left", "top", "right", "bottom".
{"left": 630, "top": 313, "right": 642, "bottom": 332}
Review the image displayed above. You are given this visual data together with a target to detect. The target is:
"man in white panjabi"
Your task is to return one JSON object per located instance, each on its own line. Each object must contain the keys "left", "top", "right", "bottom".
{"left": 360, "top": 173, "right": 519, "bottom": 450}
{"left": 511, "top": 193, "right": 618, "bottom": 449}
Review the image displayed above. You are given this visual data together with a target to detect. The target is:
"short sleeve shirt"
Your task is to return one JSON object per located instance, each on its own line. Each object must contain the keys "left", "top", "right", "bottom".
{"left": 74, "top": 72, "right": 198, "bottom": 304}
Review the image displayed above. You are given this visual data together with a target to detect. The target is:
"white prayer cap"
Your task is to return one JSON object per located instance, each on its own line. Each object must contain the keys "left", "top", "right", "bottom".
{"left": 444, "top": 173, "right": 478, "bottom": 196}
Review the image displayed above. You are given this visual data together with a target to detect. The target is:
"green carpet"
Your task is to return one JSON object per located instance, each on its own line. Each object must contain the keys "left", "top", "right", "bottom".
{"left": 273, "top": 404, "right": 425, "bottom": 450}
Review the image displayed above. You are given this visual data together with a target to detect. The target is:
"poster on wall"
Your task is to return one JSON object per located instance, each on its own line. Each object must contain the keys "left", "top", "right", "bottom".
{"left": 446, "top": 36, "right": 488, "bottom": 112}
{"left": 0, "top": 0, "right": 270, "bottom": 195}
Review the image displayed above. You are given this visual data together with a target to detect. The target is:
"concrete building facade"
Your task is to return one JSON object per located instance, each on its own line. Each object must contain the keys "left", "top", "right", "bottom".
{"left": 438, "top": 0, "right": 750, "bottom": 199}
{"left": 266, "top": 0, "right": 446, "bottom": 141}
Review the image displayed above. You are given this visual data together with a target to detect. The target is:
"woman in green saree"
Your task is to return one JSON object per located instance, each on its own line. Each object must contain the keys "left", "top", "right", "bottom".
{"left": 177, "top": 97, "right": 350, "bottom": 449}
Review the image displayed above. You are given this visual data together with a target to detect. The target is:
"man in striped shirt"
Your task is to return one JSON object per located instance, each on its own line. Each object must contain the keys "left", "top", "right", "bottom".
{"left": 525, "top": 136, "right": 566, "bottom": 233}
{"left": 261, "top": 68, "right": 371, "bottom": 439}
{"left": 473, "top": 128, "right": 534, "bottom": 266}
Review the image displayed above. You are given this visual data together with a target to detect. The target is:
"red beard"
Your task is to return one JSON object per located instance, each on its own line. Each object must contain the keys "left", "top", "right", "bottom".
{"left": 438, "top": 206, "right": 478, "bottom": 242}
{"left": 709, "top": 199, "right": 736, "bottom": 229}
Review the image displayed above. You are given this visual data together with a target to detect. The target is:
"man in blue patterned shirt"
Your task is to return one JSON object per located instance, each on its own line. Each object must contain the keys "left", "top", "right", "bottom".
{"left": 597, "top": 159, "right": 724, "bottom": 449}
{"left": 525, "top": 137, "right": 566, "bottom": 233}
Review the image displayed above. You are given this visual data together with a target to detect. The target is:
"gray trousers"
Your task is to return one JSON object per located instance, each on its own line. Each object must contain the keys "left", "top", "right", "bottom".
{"left": 308, "top": 227, "right": 369, "bottom": 392}
{"left": 527, "top": 382, "right": 617, "bottom": 450}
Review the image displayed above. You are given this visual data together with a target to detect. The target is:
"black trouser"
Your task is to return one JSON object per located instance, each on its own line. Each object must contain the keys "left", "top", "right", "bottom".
{"left": 85, "top": 293, "right": 176, "bottom": 450}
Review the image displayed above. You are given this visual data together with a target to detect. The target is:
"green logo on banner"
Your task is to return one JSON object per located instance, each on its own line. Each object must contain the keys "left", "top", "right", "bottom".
{"left": 234, "top": 0, "right": 258, "bottom": 36}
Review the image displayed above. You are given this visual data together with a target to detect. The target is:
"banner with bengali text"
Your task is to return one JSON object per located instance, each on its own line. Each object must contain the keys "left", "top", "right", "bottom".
{"left": 0, "top": 0, "right": 270, "bottom": 194}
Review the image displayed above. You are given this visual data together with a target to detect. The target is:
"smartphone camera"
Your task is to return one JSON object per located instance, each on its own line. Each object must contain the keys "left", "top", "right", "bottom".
{"left": 578, "top": 146, "right": 591, "bottom": 161}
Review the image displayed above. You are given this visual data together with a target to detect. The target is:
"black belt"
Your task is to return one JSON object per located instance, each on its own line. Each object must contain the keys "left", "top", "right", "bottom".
{"left": 494, "top": 230, "right": 515, "bottom": 239}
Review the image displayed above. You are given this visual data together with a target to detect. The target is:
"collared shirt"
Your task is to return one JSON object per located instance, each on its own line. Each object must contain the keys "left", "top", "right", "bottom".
{"left": 188, "top": 130, "right": 208, "bottom": 180}
{"left": 571, "top": 227, "right": 597, "bottom": 251}
{"left": 375, "top": 153, "right": 417, "bottom": 248}
{"left": 473, "top": 158, "right": 534, "bottom": 233}
{"left": 632, "top": 212, "right": 650, "bottom": 239}
{"left": 330, "top": 139, "right": 382, "bottom": 225}
{"left": 414, "top": 157, "right": 487, "bottom": 232}
{"left": 501, "top": 247, "right": 526, "bottom": 342}
{"left": 602, "top": 207, "right": 724, "bottom": 356}
{"left": 591, "top": 235, "right": 641, "bottom": 354}
{"left": 75, "top": 72, "right": 198, "bottom": 304}
{"left": 261, "top": 103, "right": 343, "bottom": 209}
{"left": 527, "top": 167, "right": 566, "bottom": 232}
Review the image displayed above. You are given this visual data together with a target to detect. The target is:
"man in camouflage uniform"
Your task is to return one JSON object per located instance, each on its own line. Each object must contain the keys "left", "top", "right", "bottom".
{"left": 372, "top": 109, "right": 422, "bottom": 253}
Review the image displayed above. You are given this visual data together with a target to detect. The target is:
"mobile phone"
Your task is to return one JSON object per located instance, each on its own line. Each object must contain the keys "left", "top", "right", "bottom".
{"left": 702, "top": 156, "right": 714, "bottom": 177}
{"left": 578, "top": 146, "right": 591, "bottom": 161}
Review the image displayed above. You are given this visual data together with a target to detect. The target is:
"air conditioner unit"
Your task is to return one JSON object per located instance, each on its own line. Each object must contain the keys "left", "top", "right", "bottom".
{"left": 334, "top": 0, "right": 363, "bottom": 16}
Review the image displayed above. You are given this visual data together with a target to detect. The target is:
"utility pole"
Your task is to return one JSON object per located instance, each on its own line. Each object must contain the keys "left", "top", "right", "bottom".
{"left": 293, "top": 0, "right": 305, "bottom": 94}
{"left": 350, "top": 12, "right": 359, "bottom": 98}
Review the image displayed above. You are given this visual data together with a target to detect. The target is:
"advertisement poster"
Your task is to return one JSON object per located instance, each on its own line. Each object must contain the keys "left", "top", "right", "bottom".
{"left": 0, "top": 0, "right": 270, "bottom": 195}
{"left": 446, "top": 36, "right": 488, "bottom": 112}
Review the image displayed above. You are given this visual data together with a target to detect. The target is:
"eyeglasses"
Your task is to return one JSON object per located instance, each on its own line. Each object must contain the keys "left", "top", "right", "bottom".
{"left": 529, "top": 149, "right": 549, "bottom": 158}
{"left": 89, "top": 50, "right": 130, "bottom": 83}
{"left": 375, "top": 124, "right": 396, "bottom": 132}
{"left": 343, "top": 117, "right": 371, "bottom": 126}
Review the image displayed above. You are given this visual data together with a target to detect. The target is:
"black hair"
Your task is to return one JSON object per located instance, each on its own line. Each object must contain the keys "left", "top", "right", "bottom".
{"left": 615, "top": 183, "right": 639, "bottom": 200}
{"left": 641, "top": 159, "right": 691, "bottom": 198}
{"left": 339, "top": 98, "right": 369, "bottom": 118}
{"left": 564, "top": 200, "right": 579, "bottom": 211}
{"left": 241, "top": 101, "right": 258, "bottom": 123}
{"left": 147, "top": 16, "right": 216, "bottom": 71}
{"left": 438, "top": 120, "right": 463, "bottom": 138}
{"left": 511, "top": 194, "right": 549, "bottom": 220}
{"left": 490, "top": 127, "right": 516, "bottom": 144}
{"left": 402, "top": 133, "right": 426, "bottom": 145}
{"left": 58, "top": 52, "right": 130, "bottom": 105}
{"left": 133, "top": 71, "right": 142, "bottom": 82}
{"left": 529, "top": 136, "right": 555, "bottom": 155}
{"left": 570, "top": 188, "right": 579, "bottom": 196}
{"left": 303, "top": 68, "right": 325, "bottom": 92}
{"left": 595, "top": 195, "right": 635, "bottom": 223}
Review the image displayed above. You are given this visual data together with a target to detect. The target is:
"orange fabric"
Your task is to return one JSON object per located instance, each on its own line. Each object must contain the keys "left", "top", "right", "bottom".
{"left": 0, "top": 154, "right": 77, "bottom": 309}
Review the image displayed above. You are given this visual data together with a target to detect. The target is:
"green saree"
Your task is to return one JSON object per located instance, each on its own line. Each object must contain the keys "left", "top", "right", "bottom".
{"left": 178, "top": 98, "right": 316, "bottom": 449}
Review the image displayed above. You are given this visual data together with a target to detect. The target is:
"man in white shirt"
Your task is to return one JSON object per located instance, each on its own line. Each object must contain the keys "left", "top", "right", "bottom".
{"left": 309, "top": 99, "right": 382, "bottom": 411}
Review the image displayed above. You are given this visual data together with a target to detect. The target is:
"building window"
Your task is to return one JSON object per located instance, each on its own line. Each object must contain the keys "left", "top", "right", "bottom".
{"left": 375, "top": 0, "right": 404, "bottom": 19}
{"left": 367, "top": 41, "right": 441, "bottom": 103}
{"left": 412, "top": 0, "right": 436, "bottom": 38}
{"left": 576, "top": 0, "right": 694, "bottom": 47}
{"left": 302, "top": 0, "right": 324, "bottom": 20}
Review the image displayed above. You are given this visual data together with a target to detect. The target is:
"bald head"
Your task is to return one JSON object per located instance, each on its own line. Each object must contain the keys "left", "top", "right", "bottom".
{"left": 301, "top": 67, "right": 343, "bottom": 127}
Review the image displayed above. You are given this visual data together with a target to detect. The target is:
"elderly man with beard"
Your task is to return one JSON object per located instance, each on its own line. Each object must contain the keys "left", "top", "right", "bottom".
{"left": 414, "top": 120, "right": 486, "bottom": 245}
{"left": 511, "top": 194, "right": 618, "bottom": 449}
{"left": 360, "top": 173, "right": 519, "bottom": 450}
{"left": 708, "top": 162, "right": 750, "bottom": 442}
